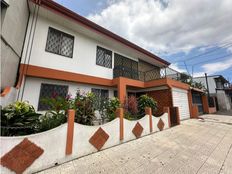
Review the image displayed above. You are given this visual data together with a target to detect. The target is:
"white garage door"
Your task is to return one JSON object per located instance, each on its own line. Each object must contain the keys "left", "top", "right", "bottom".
{"left": 172, "top": 88, "right": 190, "bottom": 120}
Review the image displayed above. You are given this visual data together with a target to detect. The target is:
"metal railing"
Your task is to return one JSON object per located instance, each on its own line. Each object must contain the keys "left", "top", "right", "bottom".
{"left": 113, "top": 65, "right": 190, "bottom": 82}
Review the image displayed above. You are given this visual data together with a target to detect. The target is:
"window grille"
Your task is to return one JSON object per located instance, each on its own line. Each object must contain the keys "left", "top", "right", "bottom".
{"left": 38, "top": 83, "right": 68, "bottom": 111}
{"left": 45, "top": 27, "right": 74, "bottom": 58}
{"left": 96, "top": 46, "right": 112, "bottom": 68}
{"left": 114, "top": 53, "right": 138, "bottom": 79}
{"left": 92, "top": 88, "right": 109, "bottom": 109}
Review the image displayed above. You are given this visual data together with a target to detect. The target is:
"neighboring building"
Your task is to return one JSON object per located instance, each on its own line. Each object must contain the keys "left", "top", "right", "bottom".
{"left": 1, "top": 0, "right": 213, "bottom": 122}
{"left": 194, "top": 75, "right": 231, "bottom": 111}
{"left": 1, "top": 0, "right": 29, "bottom": 90}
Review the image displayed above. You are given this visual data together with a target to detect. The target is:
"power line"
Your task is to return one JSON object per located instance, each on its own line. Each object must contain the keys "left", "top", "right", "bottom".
{"left": 174, "top": 42, "right": 232, "bottom": 63}
{"left": 191, "top": 53, "right": 232, "bottom": 65}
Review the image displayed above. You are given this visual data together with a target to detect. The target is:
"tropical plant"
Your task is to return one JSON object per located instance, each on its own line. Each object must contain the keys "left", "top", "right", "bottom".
{"left": 124, "top": 111, "right": 137, "bottom": 120}
{"left": 185, "top": 79, "right": 206, "bottom": 91}
{"left": 106, "top": 97, "right": 120, "bottom": 121}
{"left": 127, "top": 96, "right": 138, "bottom": 115}
{"left": 1, "top": 101, "right": 41, "bottom": 136}
{"left": 123, "top": 96, "right": 140, "bottom": 119}
{"left": 138, "top": 94, "right": 157, "bottom": 118}
{"left": 73, "top": 91, "right": 96, "bottom": 125}
{"left": 38, "top": 111, "right": 67, "bottom": 132}
{"left": 41, "top": 93, "right": 73, "bottom": 115}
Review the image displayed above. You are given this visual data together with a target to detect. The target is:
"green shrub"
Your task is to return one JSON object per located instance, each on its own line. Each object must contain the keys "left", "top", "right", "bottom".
{"left": 124, "top": 111, "right": 138, "bottom": 120}
{"left": 1, "top": 101, "right": 41, "bottom": 136}
{"left": 106, "top": 97, "right": 120, "bottom": 121}
{"left": 138, "top": 95, "right": 157, "bottom": 118}
{"left": 38, "top": 111, "right": 67, "bottom": 132}
{"left": 41, "top": 95, "right": 72, "bottom": 115}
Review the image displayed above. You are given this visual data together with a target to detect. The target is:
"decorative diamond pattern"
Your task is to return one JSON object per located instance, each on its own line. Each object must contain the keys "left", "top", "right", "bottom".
{"left": 0, "top": 138, "right": 43, "bottom": 174}
{"left": 89, "top": 127, "right": 109, "bottom": 151}
{"left": 132, "top": 122, "right": 143, "bottom": 138}
{"left": 157, "top": 118, "right": 165, "bottom": 131}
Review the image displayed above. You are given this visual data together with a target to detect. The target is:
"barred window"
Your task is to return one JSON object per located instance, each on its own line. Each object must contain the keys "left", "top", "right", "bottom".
{"left": 45, "top": 27, "right": 74, "bottom": 58}
{"left": 38, "top": 83, "right": 68, "bottom": 111}
{"left": 92, "top": 88, "right": 109, "bottom": 109}
{"left": 96, "top": 46, "right": 112, "bottom": 68}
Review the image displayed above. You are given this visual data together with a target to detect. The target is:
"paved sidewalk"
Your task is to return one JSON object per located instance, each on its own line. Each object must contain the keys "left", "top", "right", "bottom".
{"left": 37, "top": 114, "right": 232, "bottom": 174}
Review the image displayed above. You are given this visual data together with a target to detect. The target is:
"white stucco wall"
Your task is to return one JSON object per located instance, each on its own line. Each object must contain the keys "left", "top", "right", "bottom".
{"left": 216, "top": 90, "right": 231, "bottom": 110}
{"left": 21, "top": 77, "right": 115, "bottom": 111}
{"left": 0, "top": 87, "right": 18, "bottom": 107}
{"left": 193, "top": 77, "right": 217, "bottom": 94}
{"left": 0, "top": 112, "right": 170, "bottom": 174}
{"left": 152, "top": 113, "right": 169, "bottom": 132}
{"left": 21, "top": 16, "right": 138, "bottom": 80}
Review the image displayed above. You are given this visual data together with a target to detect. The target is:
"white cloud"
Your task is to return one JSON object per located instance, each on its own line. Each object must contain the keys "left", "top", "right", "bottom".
{"left": 169, "top": 63, "right": 186, "bottom": 73}
{"left": 88, "top": 0, "right": 232, "bottom": 55}
{"left": 193, "top": 57, "right": 232, "bottom": 77}
{"left": 202, "top": 58, "right": 232, "bottom": 74}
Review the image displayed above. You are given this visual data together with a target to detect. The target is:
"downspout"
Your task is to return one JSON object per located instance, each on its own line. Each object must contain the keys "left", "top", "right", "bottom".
{"left": 205, "top": 73, "right": 210, "bottom": 98}
{"left": 15, "top": 0, "right": 31, "bottom": 87}
{"left": 17, "top": 0, "right": 40, "bottom": 101}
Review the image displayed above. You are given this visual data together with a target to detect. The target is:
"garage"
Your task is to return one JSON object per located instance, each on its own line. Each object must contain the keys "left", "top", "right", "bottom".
{"left": 172, "top": 88, "right": 190, "bottom": 120}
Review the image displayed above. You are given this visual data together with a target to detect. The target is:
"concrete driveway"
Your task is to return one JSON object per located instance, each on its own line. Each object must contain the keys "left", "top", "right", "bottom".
{"left": 37, "top": 114, "right": 232, "bottom": 174}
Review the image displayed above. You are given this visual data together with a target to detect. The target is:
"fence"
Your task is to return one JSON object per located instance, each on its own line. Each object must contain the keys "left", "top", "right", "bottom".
{"left": 0, "top": 107, "right": 171, "bottom": 174}
{"left": 113, "top": 65, "right": 190, "bottom": 82}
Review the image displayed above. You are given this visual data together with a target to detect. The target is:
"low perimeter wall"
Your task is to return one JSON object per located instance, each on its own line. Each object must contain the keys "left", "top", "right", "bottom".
{"left": 0, "top": 108, "right": 170, "bottom": 174}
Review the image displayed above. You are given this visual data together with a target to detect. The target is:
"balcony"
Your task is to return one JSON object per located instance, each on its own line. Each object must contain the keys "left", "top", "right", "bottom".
{"left": 113, "top": 65, "right": 190, "bottom": 82}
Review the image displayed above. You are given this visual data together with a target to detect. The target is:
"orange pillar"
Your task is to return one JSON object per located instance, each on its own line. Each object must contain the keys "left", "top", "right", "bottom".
{"left": 117, "top": 79, "right": 126, "bottom": 105}
{"left": 66, "top": 109, "right": 75, "bottom": 155}
{"left": 187, "top": 90, "right": 193, "bottom": 118}
{"left": 145, "top": 107, "right": 153, "bottom": 133}
{"left": 202, "top": 95, "right": 209, "bottom": 113}
{"left": 116, "top": 108, "right": 124, "bottom": 141}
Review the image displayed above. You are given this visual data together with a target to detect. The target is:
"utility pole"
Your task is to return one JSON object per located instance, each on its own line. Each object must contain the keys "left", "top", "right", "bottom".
{"left": 205, "top": 73, "right": 210, "bottom": 98}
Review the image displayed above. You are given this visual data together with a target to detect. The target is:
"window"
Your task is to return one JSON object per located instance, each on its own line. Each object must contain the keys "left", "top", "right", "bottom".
{"left": 92, "top": 88, "right": 109, "bottom": 109}
{"left": 114, "top": 91, "right": 118, "bottom": 97}
{"left": 96, "top": 46, "right": 112, "bottom": 68}
{"left": 45, "top": 27, "right": 74, "bottom": 58}
{"left": 38, "top": 83, "right": 68, "bottom": 111}
{"left": 114, "top": 53, "right": 138, "bottom": 79}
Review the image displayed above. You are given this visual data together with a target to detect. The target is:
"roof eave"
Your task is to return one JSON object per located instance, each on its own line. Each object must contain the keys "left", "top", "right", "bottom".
{"left": 30, "top": 0, "right": 170, "bottom": 66}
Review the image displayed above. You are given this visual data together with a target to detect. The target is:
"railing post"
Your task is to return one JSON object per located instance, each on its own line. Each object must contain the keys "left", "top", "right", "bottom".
{"left": 145, "top": 107, "right": 153, "bottom": 133}
{"left": 66, "top": 109, "right": 75, "bottom": 155}
{"left": 116, "top": 108, "right": 124, "bottom": 141}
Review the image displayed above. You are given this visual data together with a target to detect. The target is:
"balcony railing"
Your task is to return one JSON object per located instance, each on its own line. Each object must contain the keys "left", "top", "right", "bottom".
{"left": 113, "top": 66, "right": 190, "bottom": 82}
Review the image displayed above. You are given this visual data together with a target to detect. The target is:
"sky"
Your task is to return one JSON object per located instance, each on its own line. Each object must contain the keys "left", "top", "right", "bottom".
{"left": 55, "top": 0, "right": 232, "bottom": 82}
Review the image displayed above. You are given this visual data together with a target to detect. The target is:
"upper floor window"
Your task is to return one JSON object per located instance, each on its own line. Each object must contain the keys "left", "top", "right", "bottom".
{"left": 45, "top": 27, "right": 74, "bottom": 58}
{"left": 96, "top": 46, "right": 112, "bottom": 68}
{"left": 38, "top": 83, "right": 68, "bottom": 111}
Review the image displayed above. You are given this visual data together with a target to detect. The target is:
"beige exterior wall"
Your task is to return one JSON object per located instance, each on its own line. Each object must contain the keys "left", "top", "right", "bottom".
{"left": 1, "top": 0, "right": 29, "bottom": 90}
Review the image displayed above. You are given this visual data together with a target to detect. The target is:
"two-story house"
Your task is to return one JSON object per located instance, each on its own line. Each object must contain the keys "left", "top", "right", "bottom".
{"left": 2, "top": 0, "right": 204, "bottom": 123}
{"left": 194, "top": 75, "right": 231, "bottom": 111}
